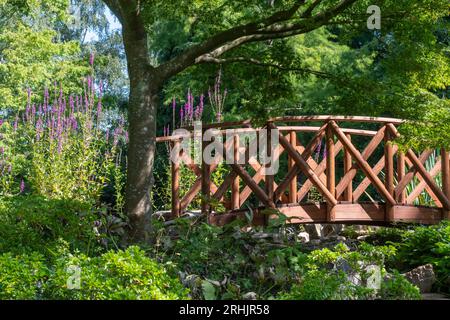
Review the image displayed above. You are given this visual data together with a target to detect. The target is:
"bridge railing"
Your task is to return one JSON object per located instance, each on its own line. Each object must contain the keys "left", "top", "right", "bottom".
{"left": 156, "top": 116, "right": 450, "bottom": 225}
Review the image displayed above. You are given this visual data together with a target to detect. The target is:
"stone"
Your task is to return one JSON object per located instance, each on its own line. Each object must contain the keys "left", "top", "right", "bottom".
{"left": 242, "top": 292, "right": 258, "bottom": 300}
{"left": 304, "top": 224, "right": 322, "bottom": 240}
{"left": 297, "top": 232, "right": 310, "bottom": 243}
{"left": 403, "top": 264, "right": 436, "bottom": 293}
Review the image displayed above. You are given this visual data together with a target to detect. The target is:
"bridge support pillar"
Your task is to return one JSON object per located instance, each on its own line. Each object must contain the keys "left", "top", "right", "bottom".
{"left": 171, "top": 140, "right": 180, "bottom": 218}
{"left": 441, "top": 148, "right": 450, "bottom": 219}
{"left": 384, "top": 128, "right": 395, "bottom": 222}
{"left": 326, "top": 123, "right": 336, "bottom": 221}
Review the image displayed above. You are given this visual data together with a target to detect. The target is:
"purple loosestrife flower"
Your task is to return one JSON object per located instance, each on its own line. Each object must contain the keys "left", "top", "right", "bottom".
{"left": 20, "top": 179, "right": 25, "bottom": 193}
{"left": 180, "top": 106, "right": 184, "bottom": 125}
{"left": 0, "top": 147, "right": 4, "bottom": 156}
{"left": 315, "top": 139, "right": 322, "bottom": 160}
{"left": 89, "top": 52, "right": 95, "bottom": 67}
{"left": 0, "top": 119, "right": 3, "bottom": 127}
{"left": 124, "top": 131, "right": 129, "bottom": 143}
{"left": 322, "top": 144, "right": 327, "bottom": 160}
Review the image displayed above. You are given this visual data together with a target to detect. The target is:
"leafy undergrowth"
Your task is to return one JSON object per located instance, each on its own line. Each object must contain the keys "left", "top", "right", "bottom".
{"left": 1, "top": 195, "right": 449, "bottom": 300}
{"left": 0, "top": 196, "right": 188, "bottom": 300}
{"left": 149, "top": 217, "right": 424, "bottom": 300}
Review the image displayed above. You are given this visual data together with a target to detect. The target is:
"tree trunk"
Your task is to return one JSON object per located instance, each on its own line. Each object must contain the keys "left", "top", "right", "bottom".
{"left": 116, "top": 3, "right": 164, "bottom": 242}
{"left": 125, "top": 80, "right": 160, "bottom": 242}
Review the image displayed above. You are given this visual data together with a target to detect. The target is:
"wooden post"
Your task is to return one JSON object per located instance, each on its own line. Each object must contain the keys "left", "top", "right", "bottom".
{"left": 288, "top": 130, "right": 297, "bottom": 203}
{"left": 326, "top": 123, "right": 336, "bottom": 221}
{"left": 265, "top": 123, "right": 274, "bottom": 203}
{"left": 343, "top": 133, "right": 352, "bottom": 202}
{"left": 441, "top": 148, "right": 450, "bottom": 219}
{"left": 201, "top": 136, "right": 211, "bottom": 217}
{"left": 384, "top": 128, "right": 395, "bottom": 222}
{"left": 231, "top": 134, "right": 240, "bottom": 209}
{"left": 397, "top": 151, "right": 406, "bottom": 204}
{"left": 171, "top": 140, "right": 180, "bottom": 218}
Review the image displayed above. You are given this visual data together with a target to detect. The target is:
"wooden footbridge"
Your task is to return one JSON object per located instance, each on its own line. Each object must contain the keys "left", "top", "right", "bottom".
{"left": 156, "top": 116, "right": 450, "bottom": 226}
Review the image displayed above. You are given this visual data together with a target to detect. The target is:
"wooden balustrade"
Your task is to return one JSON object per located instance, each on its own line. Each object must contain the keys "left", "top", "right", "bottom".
{"left": 158, "top": 116, "right": 450, "bottom": 226}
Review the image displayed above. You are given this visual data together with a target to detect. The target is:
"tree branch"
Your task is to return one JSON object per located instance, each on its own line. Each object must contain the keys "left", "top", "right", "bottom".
{"left": 158, "top": 0, "right": 358, "bottom": 78}
{"left": 196, "top": 56, "right": 335, "bottom": 79}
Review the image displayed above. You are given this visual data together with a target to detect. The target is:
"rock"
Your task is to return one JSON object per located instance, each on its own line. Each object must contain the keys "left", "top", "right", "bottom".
{"left": 403, "top": 264, "right": 436, "bottom": 293}
{"left": 297, "top": 232, "right": 310, "bottom": 243}
{"left": 304, "top": 224, "right": 322, "bottom": 240}
{"left": 357, "top": 235, "right": 370, "bottom": 241}
{"left": 242, "top": 292, "right": 258, "bottom": 300}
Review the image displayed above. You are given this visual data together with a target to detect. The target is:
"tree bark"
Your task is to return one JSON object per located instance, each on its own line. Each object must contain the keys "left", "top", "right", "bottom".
{"left": 113, "top": 1, "right": 163, "bottom": 242}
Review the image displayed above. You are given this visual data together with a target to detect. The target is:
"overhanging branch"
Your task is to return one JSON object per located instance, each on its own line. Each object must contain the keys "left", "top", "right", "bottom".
{"left": 196, "top": 56, "right": 335, "bottom": 80}
{"left": 158, "top": 0, "right": 358, "bottom": 79}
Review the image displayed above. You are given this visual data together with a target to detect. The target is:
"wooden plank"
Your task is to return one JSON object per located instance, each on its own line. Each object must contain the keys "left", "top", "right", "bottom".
{"left": 384, "top": 129, "right": 395, "bottom": 222}
{"left": 395, "top": 150, "right": 433, "bottom": 200}
{"left": 406, "top": 159, "right": 441, "bottom": 205}
{"left": 397, "top": 152, "right": 406, "bottom": 204}
{"left": 442, "top": 149, "right": 450, "bottom": 219}
{"left": 326, "top": 124, "right": 336, "bottom": 221}
{"left": 335, "top": 126, "right": 386, "bottom": 199}
{"left": 274, "top": 123, "right": 327, "bottom": 200}
{"left": 405, "top": 148, "right": 450, "bottom": 210}
{"left": 392, "top": 205, "right": 442, "bottom": 224}
{"left": 288, "top": 131, "right": 297, "bottom": 203}
{"left": 239, "top": 142, "right": 285, "bottom": 206}
{"left": 231, "top": 134, "right": 240, "bottom": 209}
{"left": 297, "top": 142, "right": 343, "bottom": 202}
{"left": 330, "top": 121, "right": 396, "bottom": 205}
{"left": 211, "top": 203, "right": 441, "bottom": 226}
{"left": 271, "top": 122, "right": 338, "bottom": 206}
{"left": 384, "top": 124, "right": 448, "bottom": 209}
{"left": 353, "top": 154, "right": 387, "bottom": 201}
{"left": 171, "top": 140, "right": 180, "bottom": 218}
{"left": 343, "top": 133, "right": 353, "bottom": 202}
{"left": 212, "top": 171, "right": 237, "bottom": 201}
{"left": 201, "top": 138, "right": 211, "bottom": 215}
{"left": 274, "top": 203, "right": 326, "bottom": 223}
{"left": 180, "top": 178, "right": 201, "bottom": 211}
{"left": 265, "top": 124, "right": 274, "bottom": 202}
{"left": 334, "top": 203, "right": 385, "bottom": 222}
{"left": 231, "top": 164, "right": 275, "bottom": 208}
{"left": 269, "top": 115, "right": 405, "bottom": 125}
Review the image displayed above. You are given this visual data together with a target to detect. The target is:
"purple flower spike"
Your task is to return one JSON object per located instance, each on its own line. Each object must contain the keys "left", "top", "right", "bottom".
{"left": 20, "top": 179, "right": 25, "bottom": 193}
{"left": 89, "top": 52, "right": 95, "bottom": 66}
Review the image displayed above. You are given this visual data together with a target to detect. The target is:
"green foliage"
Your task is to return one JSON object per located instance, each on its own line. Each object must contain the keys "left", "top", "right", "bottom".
{"left": 0, "top": 11, "right": 88, "bottom": 109}
{"left": 153, "top": 220, "right": 421, "bottom": 300}
{"left": 0, "top": 195, "right": 98, "bottom": 255}
{"left": 278, "top": 269, "right": 374, "bottom": 300}
{"left": 44, "top": 246, "right": 189, "bottom": 300}
{"left": 395, "top": 221, "right": 450, "bottom": 292}
{"left": 0, "top": 245, "right": 188, "bottom": 300}
{"left": 0, "top": 252, "right": 48, "bottom": 299}
{"left": 380, "top": 271, "right": 421, "bottom": 300}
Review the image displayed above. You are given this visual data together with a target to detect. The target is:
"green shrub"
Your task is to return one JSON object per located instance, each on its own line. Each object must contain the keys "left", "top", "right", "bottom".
{"left": 43, "top": 246, "right": 189, "bottom": 300}
{"left": 0, "top": 252, "right": 48, "bottom": 299}
{"left": 278, "top": 269, "right": 374, "bottom": 300}
{"left": 380, "top": 271, "right": 421, "bottom": 300}
{"left": 395, "top": 221, "right": 450, "bottom": 292}
{"left": 0, "top": 195, "right": 99, "bottom": 255}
